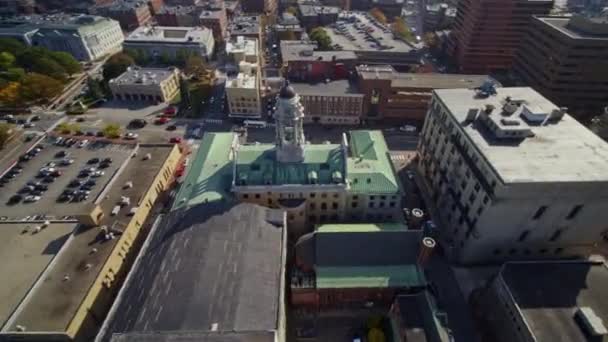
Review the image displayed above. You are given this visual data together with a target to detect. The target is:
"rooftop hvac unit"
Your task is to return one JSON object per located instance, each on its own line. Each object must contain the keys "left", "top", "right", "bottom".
{"left": 576, "top": 307, "right": 608, "bottom": 336}
{"left": 124, "top": 181, "right": 133, "bottom": 189}
{"left": 111, "top": 205, "right": 121, "bottom": 216}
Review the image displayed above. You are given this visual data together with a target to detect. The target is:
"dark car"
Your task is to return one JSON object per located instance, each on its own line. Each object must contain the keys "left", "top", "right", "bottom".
{"left": 129, "top": 119, "right": 147, "bottom": 128}
{"left": 99, "top": 162, "right": 110, "bottom": 169}
{"left": 42, "top": 176, "right": 55, "bottom": 183}
{"left": 19, "top": 186, "right": 34, "bottom": 194}
{"left": 87, "top": 158, "right": 100, "bottom": 164}
{"left": 86, "top": 131, "right": 95, "bottom": 136}
{"left": 34, "top": 184, "right": 48, "bottom": 191}
{"left": 7, "top": 194, "right": 23, "bottom": 205}
{"left": 96, "top": 131, "right": 105, "bottom": 137}
{"left": 57, "top": 194, "right": 72, "bottom": 203}
{"left": 19, "top": 154, "right": 32, "bottom": 162}
{"left": 31, "top": 189, "right": 43, "bottom": 196}
{"left": 85, "top": 179, "right": 96, "bottom": 186}
{"left": 55, "top": 150, "right": 67, "bottom": 158}
{"left": 68, "top": 179, "right": 82, "bottom": 187}
{"left": 102, "top": 157, "right": 112, "bottom": 163}
{"left": 78, "top": 171, "right": 89, "bottom": 178}
{"left": 166, "top": 124, "right": 177, "bottom": 131}
{"left": 62, "top": 189, "right": 75, "bottom": 196}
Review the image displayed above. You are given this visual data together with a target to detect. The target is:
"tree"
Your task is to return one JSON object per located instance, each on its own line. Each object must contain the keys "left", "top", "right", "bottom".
{"left": 423, "top": 32, "right": 438, "bottom": 50}
{"left": 87, "top": 78, "right": 104, "bottom": 100}
{"left": 0, "top": 38, "right": 26, "bottom": 56}
{"left": 310, "top": 27, "right": 332, "bottom": 50}
{"left": 279, "top": 29, "right": 297, "bottom": 41}
{"left": 285, "top": 6, "right": 298, "bottom": 15}
{"left": 0, "top": 52, "right": 15, "bottom": 69}
{"left": 159, "top": 51, "right": 174, "bottom": 66}
{"left": 370, "top": 8, "right": 387, "bottom": 24}
{"left": 49, "top": 51, "right": 82, "bottom": 75}
{"left": 124, "top": 48, "right": 150, "bottom": 66}
{"left": 3, "top": 67, "right": 25, "bottom": 82}
{"left": 102, "top": 123, "right": 122, "bottom": 138}
{"left": 392, "top": 17, "right": 415, "bottom": 43}
{"left": 103, "top": 53, "right": 134, "bottom": 81}
{"left": 0, "top": 82, "right": 21, "bottom": 107}
{"left": 0, "top": 123, "right": 13, "bottom": 149}
{"left": 31, "top": 57, "right": 67, "bottom": 81}
{"left": 184, "top": 55, "right": 206, "bottom": 75}
{"left": 20, "top": 73, "right": 63, "bottom": 104}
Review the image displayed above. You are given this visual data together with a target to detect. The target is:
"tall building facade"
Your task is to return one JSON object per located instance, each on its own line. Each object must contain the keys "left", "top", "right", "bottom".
{"left": 124, "top": 26, "right": 215, "bottom": 61}
{"left": 513, "top": 14, "right": 608, "bottom": 120}
{"left": 417, "top": 86, "right": 608, "bottom": 264}
{"left": 447, "top": 0, "right": 553, "bottom": 74}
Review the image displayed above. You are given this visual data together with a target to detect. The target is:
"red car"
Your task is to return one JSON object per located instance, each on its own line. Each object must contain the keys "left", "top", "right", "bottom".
{"left": 169, "top": 137, "right": 182, "bottom": 144}
{"left": 163, "top": 106, "right": 177, "bottom": 116}
{"left": 155, "top": 117, "right": 169, "bottom": 125}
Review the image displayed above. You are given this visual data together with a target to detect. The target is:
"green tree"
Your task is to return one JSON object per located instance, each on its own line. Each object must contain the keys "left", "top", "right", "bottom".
{"left": 310, "top": 27, "right": 332, "bottom": 50}
{"left": 20, "top": 73, "right": 64, "bottom": 104}
{"left": 87, "top": 78, "right": 104, "bottom": 100}
{"left": 0, "top": 38, "right": 26, "bottom": 56}
{"left": 370, "top": 8, "right": 387, "bottom": 24}
{"left": 159, "top": 51, "right": 173, "bottom": 65}
{"left": 103, "top": 53, "right": 134, "bottom": 81}
{"left": 2, "top": 67, "right": 25, "bottom": 82}
{"left": 31, "top": 57, "right": 67, "bottom": 81}
{"left": 0, "top": 122, "right": 13, "bottom": 149}
{"left": 102, "top": 123, "right": 122, "bottom": 138}
{"left": 184, "top": 55, "right": 206, "bottom": 75}
{"left": 0, "top": 52, "right": 15, "bottom": 69}
{"left": 49, "top": 51, "right": 82, "bottom": 75}
{"left": 124, "top": 48, "right": 150, "bottom": 66}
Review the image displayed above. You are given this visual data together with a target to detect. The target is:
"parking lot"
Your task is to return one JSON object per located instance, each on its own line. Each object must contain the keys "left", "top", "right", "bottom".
{"left": 0, "top": 136, "right": 133, "bottom": 220}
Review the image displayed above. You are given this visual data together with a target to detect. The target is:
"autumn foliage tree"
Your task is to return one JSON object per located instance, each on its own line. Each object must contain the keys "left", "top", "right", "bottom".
{"left": 20, "top": 73, "right": 63, "bottom": 104}
{"left": 370, "top": 8, "right": 387, "bottom": 24}
{"left": 0, "top": 82, "right": 22, "bottom": 107}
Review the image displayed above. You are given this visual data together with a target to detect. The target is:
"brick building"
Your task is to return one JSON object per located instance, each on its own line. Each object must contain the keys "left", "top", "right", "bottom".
{"left": 291, "top": 80, "right": 364, "bottom": 125}
{"left": 447, "top": 0, "right": 553, "bottom": 74}
{"left": 513, "top": 14, "right": 608, "bottom": 119}
{"left": 154, "top": 5, "right": 198, "bottom": 26}
{"left": 198, "top": 0, "right": 227, "bottom": 41}
{"left": 240, "top": 0, "right": 276, "bottom": 14}
{"left": 280, "top": 40, "right": 357, "bottom": 82}
{"left": 91, "top": 0, "right": 152, "bottom": 30}
{"left": 356, "top": 65, "right": 492, "bottom": 123}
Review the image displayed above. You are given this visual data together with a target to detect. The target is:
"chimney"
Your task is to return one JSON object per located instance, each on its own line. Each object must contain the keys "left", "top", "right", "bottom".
{"left": 408, "top": 208, "right": 424, "bottom": 229}
{"left": 417, "top": 237, "right": 436, "bottom": 266}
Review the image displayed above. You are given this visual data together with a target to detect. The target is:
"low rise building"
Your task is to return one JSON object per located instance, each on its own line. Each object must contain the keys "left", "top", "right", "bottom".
{"left": 418, "top": 86, "right": 608, "bottom": 264}
{"left": 110, "top": 66, "right": 180, "bottom": 103}
{"left": 228, "top": 15, "right": 262, "bottom": 41}
{"left": 91, "top": 0, "right": 152, "bottom": 30}
{"left": 292, "top": 224, "right": 428, "bottom": 309}
{"left": 124, "top": 25, "right": 214, "bottom": 61}
{"left": 172, "top": 83, "right": 403, "bottom": 238}
{"left": 95, "top": 203, "right": 287, "bottom": 342}
{"left": 297, "top": 1, "right": 340, "bottom": 29}
{"left": 513, "top": 14, "right": 608, "bottom": 120}
{"left": 356, "top": 65, "right": 493, "bottom": 123}
{"left": 389, "top": 291, "right": 452, "bottom": 342}
{"left": 226, "top": 35, "right": 259, "bottom": 64}
{"left": 198, "top": 0, "right": 227, "bottom": 41}
{"left": 226, "top": 62, "right": 261, "bottom": 119}
{"left": 0, "top": 141, "right": 182, "bottom": 342}
{"left": 0, "top": 0, "right": 34, "bottom": 15}
{"left": 291, "top": 80, "right": 363, "bottom": 125}
{"left": 0, "top": 14, "right": 123, "bottom": 61}
{"left": 477, "top": 260, "right": 608, "bottom": 342}
{"left": 154, "top": 5, "right": 199, "bottom": 26}
{"left": 280, "top": 40, "right": 357, "bottom": 82}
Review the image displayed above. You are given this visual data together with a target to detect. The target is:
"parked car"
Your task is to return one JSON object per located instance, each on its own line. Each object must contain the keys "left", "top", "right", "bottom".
{"left": 23, "top": 195, "right": 41, "bottom": 203}
{"left": 88, "top": 158, "right": 100, "bottom": 164}
{"left": 91, "top": 170, "right": 105, "bottom": 177}
{"left": 166, "top": 124, "right": 177, "bottom": 131}
{"left": 60, "top": 159, "right": 75, "bottom": 166}
{"left": 78, "top": 140, "right": 89, "bottom": 148}
{"left": 169, "top": 137, "right": 182, "bottom": 144}
{"left": 55, "top": 150, "right": 68, "bottom": 158}
{"left": 155, "top": 117, "right": 169, "bottom": 125}
{"left": 163, "top": 106, "right": 177, "bottom": 116}
{"left": 128, "top": 119, "right": 147, "bottom": 128}
{"left": 68, "top": 179, "right": 83, "bottom": 187}
{"left": 124, "top": 132, "right": 139, "bottom": 140}
{"left": 7, "top": 194, "right": 23, "bottom": 205}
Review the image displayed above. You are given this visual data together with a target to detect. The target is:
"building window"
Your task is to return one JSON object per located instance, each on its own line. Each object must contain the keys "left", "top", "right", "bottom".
{"left": 321, "top": 203, "right": 327, "bottom": 210}
{"left": 532, "top": 206, "right": 547, "bottom": 220}
{"left": 566, "top": 205, "right": 583, "bottom": 220}
{"left": 370, "top": 195, "right": 375, "bottom": 200}
{"left": 310, "top": 193, "right": 316, "bottom": 198}
{"left": 518, "top": 230, "right": 530, "bottom": 242}
{"left": 389, "top": 202, "right": 395, "bottom": 208}
{"left": 321, "top": 193, "right": 327, "bottom": 198}
{"left": 555, "top": 247, "right": 564, "bottom": 254}
{"left": 332, "top": 202, "right": 338, "bottom": 210}
{"left": 243, "top": 194, "right": 249, "bottom": 199}
{"left": 493, "top": 249, "right": 501, "bottom": 255}
{"left": 310, "top": 203, "right": 316, "bottom": 210}
{"left": 352, "top": 202, "right": 358, "bottom": 208}
{"left": 255, "top": 194, "right": 260, "bottom": 199}
{"left": 482, "top": 195, "right": 489, "bottom": 204}
{"left": 369, "top": 202, "right": 375, "bottom": 208}
{"left": 468, "top": 193, "right": 475, "bottom": 203}
{"left": 508, "top": 248, "right": 516, "bottom": 255}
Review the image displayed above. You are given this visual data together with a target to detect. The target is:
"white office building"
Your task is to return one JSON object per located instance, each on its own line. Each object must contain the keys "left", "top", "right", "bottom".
{"left": 418, "top": 86, "right": 608, "bottom": 264}
{"left": 225, "top": 61, "right": 261, "bottom": 119}
{"left": 124, "top": 25, "right": 214, "bottom": 61}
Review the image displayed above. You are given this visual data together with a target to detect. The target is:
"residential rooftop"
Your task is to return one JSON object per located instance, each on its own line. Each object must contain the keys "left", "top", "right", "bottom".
{"left": 94, "top": 0, "right": 149, "bottom": 12}
{"left": 539, "top": 15, "right": 608, "bottom": 39}
{"left": 156, "top": 5, "right": 198, "bottom": 15}
{"left": 2, "top": 145, "right": 175, "bottom": 337}
{"left": 110, "top": 67, "right": 177, "bottom": 86}
{"left": 0, "top": 222, "right": 76, "bottom": 328}
{"left": 109, "top": 331, "right": 276, "bottom": 342}
{"left": 125, "top": 25, "right": 212, "bottom": 43}
{"left": 97, "top": 202, "right": 285, "bottom": 342}
{"left": 298, "top": 3, "right": 340, "bottom": 17}
{"left": 226, "top": 71, "right": 257, "bottom": 89}
{"left": 228, "top": 15, "right": 260, "bottom": 36}
{"left": 356, "top": 65, "right": 493, "bottom": 89}
{"left": 280, "top": 40, "right": 357, "bottom": 62}
{"left": 291, "top": 80, "right": 363, "bottom": 97}
{"left": 226, "top": 36, "right": 258, "bottom": 59}
{"left": 499, "top": 261, "right": 608, "bottom": 342}
{"left": 435, "top": 87, "right": 608, "bottom": 183}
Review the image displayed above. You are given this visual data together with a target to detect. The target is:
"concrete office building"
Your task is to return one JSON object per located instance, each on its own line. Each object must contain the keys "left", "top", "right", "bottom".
{"left": 226, "top": 35, "right": 259, "bottom": 64}
{"left": 291, "top": 80, "right": 364, "bottom": 125}
{"left": 109, "top": 67, "right": 181, "bottom": 103}
{"left": 172, "top": 83, "right": 403, "bottom": 239}
{"left": 477, "top": 260, "right": 608, "bottom": 342}
{"left": 298, "top": 1, "right": 340, "bottom": 29}
{"left": 356, "top": 65, "right": 492, "bottom": 123}
{"left": 124, "top": 25, "right": 214, "bottom": 61}
{"left": 418, "top": 86, "right": 608, "bottom": 264}
{"left": 0, "top": 14, "right": 123, "bottom": 61}
{"left": 226, "top": 62, "right": 262, "bottom": 119}
{"left": 91, "top": 0, "right": 153, "bottom": 30}
{"left": 154, "top": 5, "right": 199, "bottom": 26}
{"left": 514, "top": 14, "right": 608, "bottom": 119}
{"left": 447, "top": 0, "right": 553, "bottom": 74}
{"left": 228, "top": 15, "right": 262, "bottom": 41}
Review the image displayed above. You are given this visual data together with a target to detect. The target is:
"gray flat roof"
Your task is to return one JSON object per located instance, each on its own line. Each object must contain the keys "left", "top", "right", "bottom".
{"left": 390, "top": 73, "right": 493, "bottom": 90}
{"left": 112, "top": 67, "right": 176, "bottom": 86}
{"left": 126, "top": 26, "right": 212, "bottom": 43}
{"left": 0, "top": 222, "right": 76, "bottom": 328}
{"left": 539, "top": 15, "right": 608, "bottom": 39}
{"left": 435, "top": 87, "right": 608, "bottom": 183}
{"left": 3, "top": 145, "right": 174, "bottom": 336}
{"left": 500, "top": 261, "right": 608, "bottom": 342}
{"left": 291, "top": 80, "right": 362, "bottom": 97}
{"left": 97, "top": 203, "right": 285, "bottom": 342}
{"left": 280, "top": 40, "right": 357, "bottom": 62}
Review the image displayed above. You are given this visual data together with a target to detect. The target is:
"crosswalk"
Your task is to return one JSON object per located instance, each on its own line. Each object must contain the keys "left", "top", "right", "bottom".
{"left": 390, "top": 154, "right": 409, "bottom": 161}
{"left": 203, "top": 119, "right": 223, "bottom": 124}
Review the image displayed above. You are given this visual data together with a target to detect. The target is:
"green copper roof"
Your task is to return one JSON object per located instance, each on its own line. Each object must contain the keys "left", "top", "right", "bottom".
{"left": 315, "top": 265, "right": 426, "bottom": 289}
{"left": 172, "top": 132, "right": 235, "bottom": 210}
{"left": 316, "top": 223, "right": 407, "bottom": 233}
{"left": 235, "top": 143, "right": 345, "bottom": 186}
{"left": 347, "top": 130, "right": 401, "bottom": 194}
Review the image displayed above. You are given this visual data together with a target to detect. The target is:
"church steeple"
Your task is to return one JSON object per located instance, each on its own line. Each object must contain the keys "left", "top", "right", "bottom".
{"left": 275, "top": 81, "right": 305, "bottom": 163}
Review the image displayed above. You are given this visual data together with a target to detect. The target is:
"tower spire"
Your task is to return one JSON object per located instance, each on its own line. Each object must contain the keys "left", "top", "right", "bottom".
{"left": 275, "top": 81, "right": 305, "bottom": 163}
